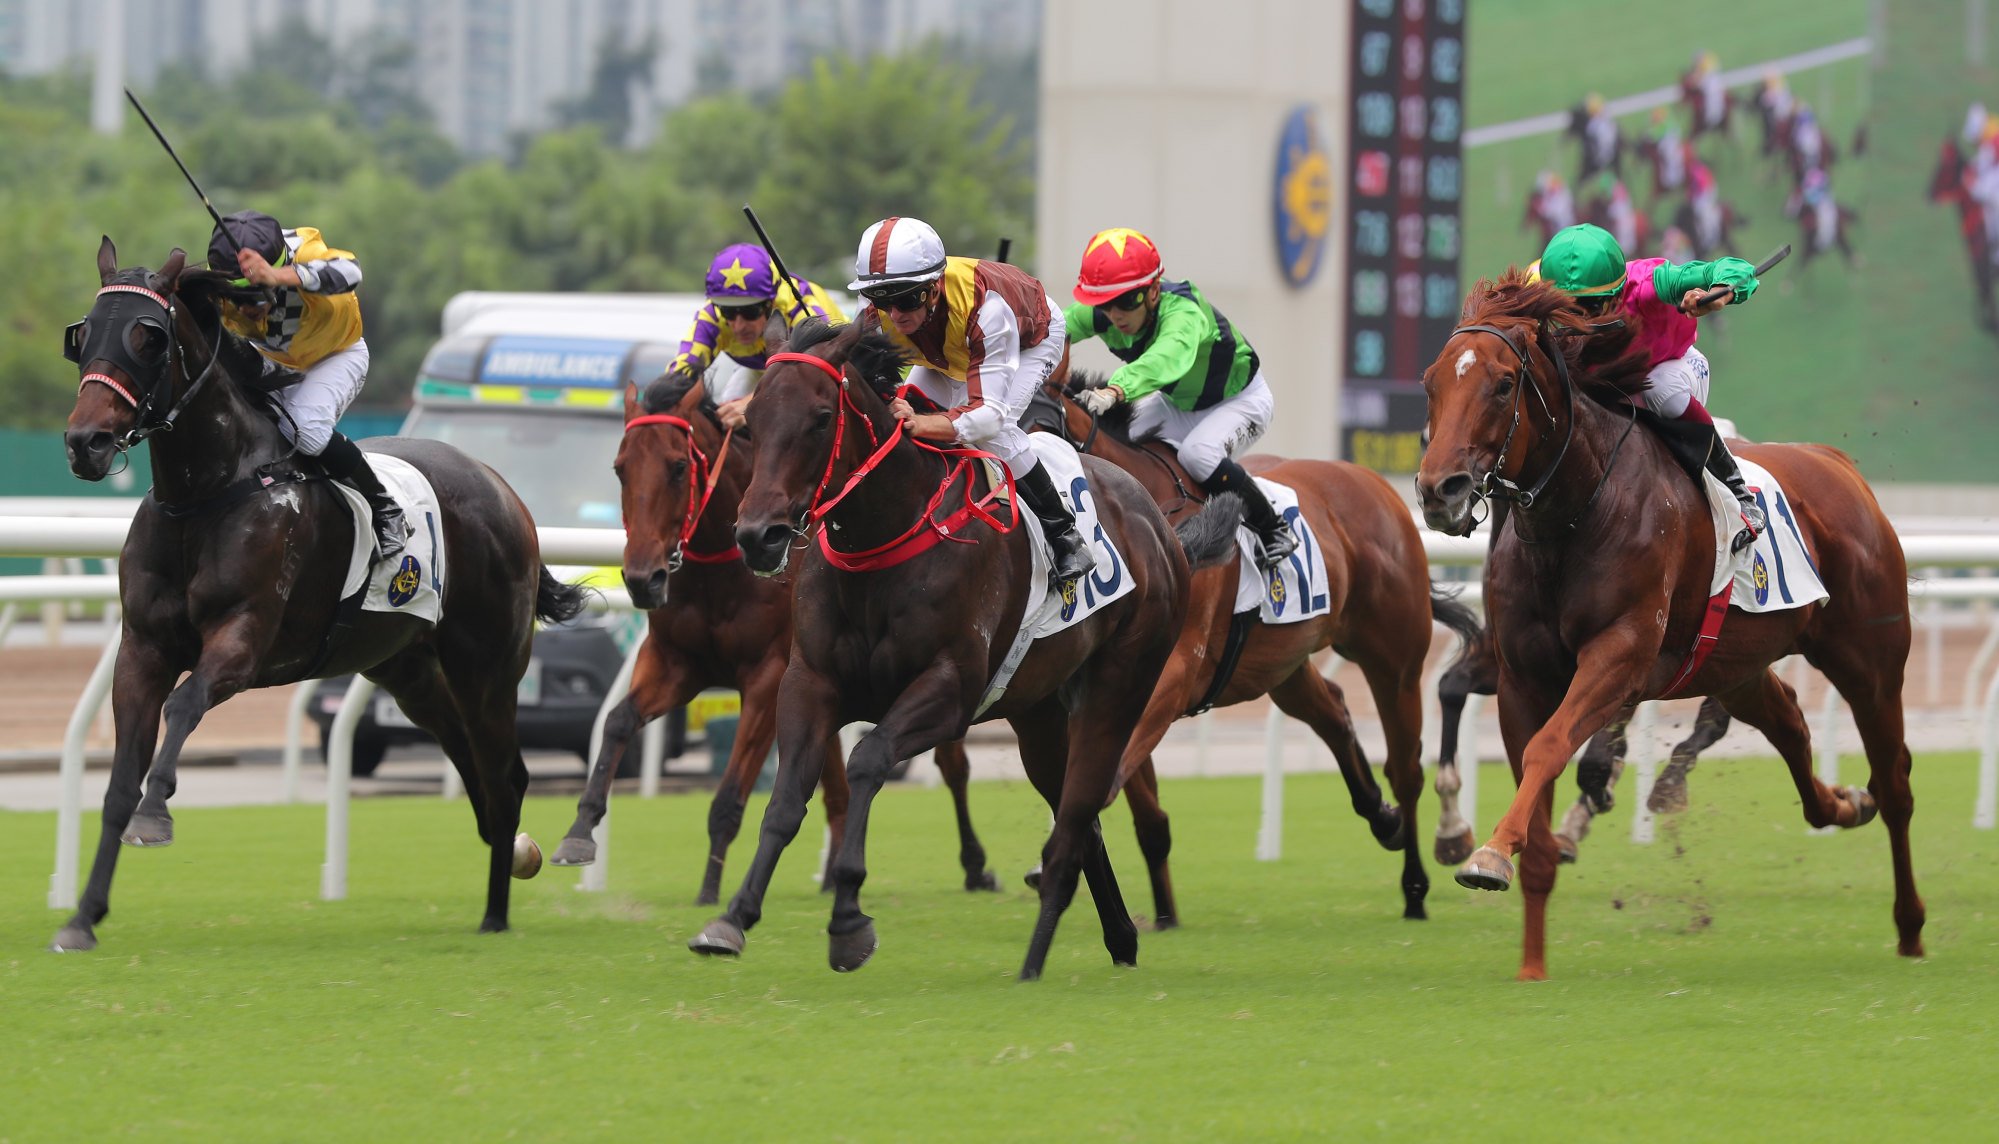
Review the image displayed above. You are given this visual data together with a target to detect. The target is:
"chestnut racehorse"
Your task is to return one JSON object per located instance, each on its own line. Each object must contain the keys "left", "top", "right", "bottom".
{"left": 1415, "top": 271, "right": 1922, "bottom": 979}
{"left": 1023, "top": 379, "right": 1479, "bottom": 922}
{"left": 548, "top": 370, "right": 996, "bottom": 903}
{"left": 689, "top": 319, "right": 1237, "bottom": 979}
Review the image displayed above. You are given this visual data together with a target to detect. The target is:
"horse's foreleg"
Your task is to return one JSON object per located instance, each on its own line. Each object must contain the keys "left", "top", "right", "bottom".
{"left": 125, "top": 619, "right": 267, "bottom": 846}
{"left": 932, "top": 739, "right": 997, "bottom": 891}
{"left": 691, "top": 665, "right": 840, "bottom": 959}
{"left": 553, "top": 650, "right": 692, "bottom": 868}
{"left": 53, "top": 643, "right": 173, "bottom": 952}
{"left": 1433, "top": 651, "right": 1494, "bottom": 865}
{"left": 1648, "top": 696, "right": 1730, "bottom": 814}
{"left": 822, "top": 664, "right": 965, "bottom": 973}
{"left": 691, "top": 656, "right": 783, "bottom": 903}
{"left": 1121, "top": 757, "right": 1177, "bottom": 929}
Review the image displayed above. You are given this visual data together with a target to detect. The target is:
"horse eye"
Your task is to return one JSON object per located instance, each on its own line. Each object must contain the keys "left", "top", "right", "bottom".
{"left": 667, "top": 460, "right": 688, "bottom": 479}
{"left": 812, "top": 409, "right": 835, "bottom": 433}
{"left": 129, "top": 324, "right": 167, "bottom": 363}
{"left": 1493, "top": 376, "right": 1516, "bottom": 399}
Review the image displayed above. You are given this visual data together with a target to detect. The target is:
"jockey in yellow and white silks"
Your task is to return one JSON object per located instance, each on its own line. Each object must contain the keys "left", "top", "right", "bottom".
{"left": 209, "top": 210, "right": 406, "bottom": 562}
{"left": 849, "top": 215, "right": 1093, "bottom": 588}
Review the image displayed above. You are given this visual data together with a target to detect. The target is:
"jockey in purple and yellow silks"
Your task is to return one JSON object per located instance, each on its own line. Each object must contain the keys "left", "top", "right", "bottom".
{"left": 670, "top": 243, "right": 845, "bottom": 429}
{"left": 1532, "top": 223, "right": 1766, "bottom": 553}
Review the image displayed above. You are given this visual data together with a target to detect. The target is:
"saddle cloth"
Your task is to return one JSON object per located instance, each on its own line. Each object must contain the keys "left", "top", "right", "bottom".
{"left": 329, "top": 453, "right": 447, "bottom": 626}
{"left": 1700, "top": 456, "right": 1828, "bottom": 613}
{"left": 976, "top": 434, "right": 1136, "bottom": 714}
{"left": 1229, "top": 476, "right": 1332, "bottom": 624}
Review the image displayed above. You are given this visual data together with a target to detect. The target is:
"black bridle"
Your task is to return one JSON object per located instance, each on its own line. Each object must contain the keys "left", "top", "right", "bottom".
{"left": 1448, "top": 320, "right": 1638, "bottom": 540}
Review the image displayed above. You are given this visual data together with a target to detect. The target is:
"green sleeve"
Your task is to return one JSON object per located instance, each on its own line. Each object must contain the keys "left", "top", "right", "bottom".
{"left": 1651, "top": 256, "right": 1759, "bottom": 306}
{"left": 1107, "top": 300, "right": 1205, "bottom": 402}
{"left": 1062, "top": 302, "right": 1099, "bottom": 346}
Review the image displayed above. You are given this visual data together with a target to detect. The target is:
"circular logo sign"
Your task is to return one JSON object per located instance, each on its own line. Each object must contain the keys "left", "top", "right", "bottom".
{"left": 1273, "top": 104, "right": 1333, "bottom": 288}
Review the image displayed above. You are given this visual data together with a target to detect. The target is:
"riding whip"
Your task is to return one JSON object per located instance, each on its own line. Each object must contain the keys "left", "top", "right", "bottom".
{"left": 124, "top": 88, "right": 237, "bottom": 261}
{"left": 995, "top": 237, "right": 1013, "bottom": 265}
{"left": 741, "top": 204, "right": 807, "bottom": 319}
{"left": 1692, "top": 243, "right": 1791, "bottom": 308}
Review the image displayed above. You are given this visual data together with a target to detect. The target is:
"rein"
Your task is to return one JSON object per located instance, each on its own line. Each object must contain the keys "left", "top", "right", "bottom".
{"left": 623, "top": 412, "right": 742, "bottom": 567}
{"left": 767, "top": 350, "right": 1019, "bottom": 573}
{"left": 1451, "top": 321, "right": 1635, "bottom": 540}
{"left": 1051, "top": 386, "right": 1200, "bottom": 512}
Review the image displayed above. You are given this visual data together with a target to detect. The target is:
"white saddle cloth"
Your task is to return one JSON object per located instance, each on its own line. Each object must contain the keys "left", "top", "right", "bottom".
{"left": 330, "top": 453, "right": 447, "bottom": 626}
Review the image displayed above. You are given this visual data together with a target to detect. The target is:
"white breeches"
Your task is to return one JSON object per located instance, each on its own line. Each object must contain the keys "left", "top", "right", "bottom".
{"left": 1642, "top": 346, "right": 1711, "bottom": 420}
{"left": 272, "top": 338, "right": 369, "bottom": 456}
{"left": 904, "top": 315, "right": 1066, "bottom": 478}
{"left": 1128, "top": 372, "right": 1275, "bottom": 481}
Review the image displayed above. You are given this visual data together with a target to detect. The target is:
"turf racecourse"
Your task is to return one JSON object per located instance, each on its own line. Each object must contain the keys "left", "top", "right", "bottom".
{"left": 2, "top": 755, "right": 1993, "bottom": 1140}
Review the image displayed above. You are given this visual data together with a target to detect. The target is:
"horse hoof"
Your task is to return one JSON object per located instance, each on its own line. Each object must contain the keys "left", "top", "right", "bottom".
{"left": 1555, "top": 833, "right": 1580, "bottom": 865}
{"left": 689, "top": 919, "right": 745, "bottom": 957}
{"left": 120, "top": 815, "right": 173, "bottom": 847}
{"left": 693, "top": 890, "right": 720, "bottom": 907}
{"left": 1843, "top": 785, "right": 1879, "bottom": 828}
{"left": 1022, "top": 865, "right": 1042, "bottom": 891}
{"left": 512, "top": 833, "right": 543, "bottom": 879}
{"left": 828, "top": 921, "right": 878, "bottom": 972}
{"left": 479, "top": 917, "right": 509, "bottom": 934}
{"left": 1647, "top": 778, "right": 1690, "bottom": 815}
{"left": 50, "top": 924, "right": 97, "bottom": 952}
{"left": 1371, "top": 805, "right": 1408, "bottom": 851}
{"left": 966, "top": 869, "right": 1000, "bottom": 892}
{"left": 548, "top": 836, "right": 596, "bottom": 866}
{"left": 1434, "top": 827, "right": 1476, "bottom": 866}
{"left": 1454, "top": 846, "right": 1514, "bottom": 892}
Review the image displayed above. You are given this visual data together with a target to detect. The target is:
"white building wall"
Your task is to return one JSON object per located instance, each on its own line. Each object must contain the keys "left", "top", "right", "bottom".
{"left": 1037, "top": 0, "right": 1347, "bottom": 462}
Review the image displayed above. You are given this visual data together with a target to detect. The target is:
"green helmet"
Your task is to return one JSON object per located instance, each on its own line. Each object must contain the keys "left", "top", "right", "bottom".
{"left": 1537, "top": 224, "right": 1628, "bottom": 298}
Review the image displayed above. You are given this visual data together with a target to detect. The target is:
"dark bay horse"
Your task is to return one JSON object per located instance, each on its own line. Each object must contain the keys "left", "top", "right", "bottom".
{"left": 55, "top": 239, "right": 583, "bottom": 951}
{"left": 689, "top": 319, "right": 1236, "bottom": 979}
{"left": 1415, "top": 271, "right": 1922, "bottom": 980}
{"left": 549, "top": 369, "right": 997, "bottom": 903}
{"left": 1024, "top": 379, "right": 1479, "bottom": 922}
{"left": 1432, "top": 616, "right": 1732, "bottom": 865}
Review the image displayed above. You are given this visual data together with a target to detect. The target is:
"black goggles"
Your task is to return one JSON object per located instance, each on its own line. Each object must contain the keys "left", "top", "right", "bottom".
{"left": 863, "top": 284, "right": 932, "bottom": 313}
{"left": 717, "top": 301, "right": 771, "bottom": 321}
{"left": 1095, "top": 288, "right": 1149, "bottom": 314}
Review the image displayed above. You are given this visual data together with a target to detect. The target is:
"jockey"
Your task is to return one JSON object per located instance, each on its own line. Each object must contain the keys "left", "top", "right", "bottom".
{"left": 1686, "top": 150, "right": 1723, "bottom": 250}
{"left": 849, "top": 215, "right": 1094, "bottom": 588}
{"left": 1579, "top": 93, "right": 1619, "bottom": 178}
{"left": 1062, "top": 227, "right": 1297, "bottom": 571}
{"left": 1533, "top": 223, "right": 1766, "bottom": 553}
{"left": 207, "top": 210, "right": 407, "bottom": 563}
{"left": 1692, "top": 51, "right": 1726, "bottom": 129}
{"left": 1647, "top": 108, "right": 1685, "bottom": 194}
{"left": 1532, "top": 171, "right": 1577, "bottom": 238}
{"left": 670, "top": 242, "right": 845, "bottom": 429}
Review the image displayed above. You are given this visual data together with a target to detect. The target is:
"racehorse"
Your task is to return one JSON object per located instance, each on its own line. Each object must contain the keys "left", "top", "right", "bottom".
{"left": 548, "top": 368, "right": 998, "bottom": 902}
{"left": 1431, "top": 621, "right": 1733, "bottom": 864}
{"left": 1023, "top": 377, "right": 1479, "bottom": 922}
{"left": 686, "top": 318, "right": 1235, "bottom": 979}
{"left": 1927, "top": 137, "right": 1999, "bottom": 332}
{"left": 1680, "top": 62, "right": 1735, "bottom": 144}
{"left": 1415, "top": 270, "right": 1923, "bottom": 979}
{"left": 1672, "top": 194, "right": 1749, "bottom": 261}
{"left": 55, "top": 239, "right": 581, "bottom": 951}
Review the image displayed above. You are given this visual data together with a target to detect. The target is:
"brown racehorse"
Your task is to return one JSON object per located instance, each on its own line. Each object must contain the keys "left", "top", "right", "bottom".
{"left": 688, "top": 318, "right": 1237, "bottom": 979}
{"left": 548, "top": 369, "right": 998, "bottom": 902}
{"left": 1022, "top": 379, "right": 1479, "bottom": 922}
{"left": 56, "top": 240, "right": 581, "bottom": 951}
{"left": 1415, "top": 271, "right": 1923, "bottom": 980}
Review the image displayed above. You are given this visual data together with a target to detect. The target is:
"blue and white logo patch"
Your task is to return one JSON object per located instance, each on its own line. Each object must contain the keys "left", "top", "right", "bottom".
{"left": 387, "top": 554, "right": 423, "bottom": 608}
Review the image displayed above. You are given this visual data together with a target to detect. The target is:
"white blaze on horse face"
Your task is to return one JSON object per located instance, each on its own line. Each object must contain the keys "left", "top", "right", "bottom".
{"left": 1455, "top": 349, "right": 1477, "bottom": 379}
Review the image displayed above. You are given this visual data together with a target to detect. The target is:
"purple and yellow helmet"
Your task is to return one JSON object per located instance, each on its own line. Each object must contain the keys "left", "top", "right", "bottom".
{"left": 704, "top": 243, "right": 778, "bottom": 304}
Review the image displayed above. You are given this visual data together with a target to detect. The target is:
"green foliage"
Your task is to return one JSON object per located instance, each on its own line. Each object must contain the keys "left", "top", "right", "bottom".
{"left": 0, "top": 42, "right": 1033, "bottom": 429}
{"left": 2, "top": 757, "right": 1995, "bottom": 1137}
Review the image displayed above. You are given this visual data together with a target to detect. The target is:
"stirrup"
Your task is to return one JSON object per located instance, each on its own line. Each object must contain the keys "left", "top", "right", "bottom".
{"left": 1254, "top": 527, "right": 1298, "bottom": 572}
{"left": 1730, "top": 502, "right": 1765, "bottom": 555}
{"left": 1048, "top": 527, "right": 1095, "bottom": 587}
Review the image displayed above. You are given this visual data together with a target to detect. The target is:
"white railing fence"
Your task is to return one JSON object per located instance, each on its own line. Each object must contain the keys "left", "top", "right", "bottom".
{"left": 7, "top": 514, "right": 1999, "bottom": 912}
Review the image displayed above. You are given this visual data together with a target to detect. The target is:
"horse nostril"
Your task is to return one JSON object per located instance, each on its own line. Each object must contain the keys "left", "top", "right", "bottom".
{"left": 755, "top": 523, "right": 792, "bottom": 553}
{"left": 1439, "top": 473, "right": 1473, "bottom": 502}
{"left": 646, "top": 569, "right": 667, "bottom": 599}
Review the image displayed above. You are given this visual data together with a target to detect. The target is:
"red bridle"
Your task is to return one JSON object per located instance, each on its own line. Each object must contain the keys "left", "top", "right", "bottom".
{"left": 621, "top": 412, "right": 741, "bottom": 566}
{"left": 764, "top": 351, "right": 1017, "bottom": 573}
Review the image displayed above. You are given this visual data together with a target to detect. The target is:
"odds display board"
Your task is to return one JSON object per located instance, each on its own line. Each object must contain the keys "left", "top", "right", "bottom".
{"left": 1340, "top": 0, "right": 1464, "bottom": 472}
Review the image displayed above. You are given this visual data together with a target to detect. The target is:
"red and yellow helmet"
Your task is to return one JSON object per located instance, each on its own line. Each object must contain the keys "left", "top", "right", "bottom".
{"left": 1073, "top": 228, "right": 1163, "bottom": 306}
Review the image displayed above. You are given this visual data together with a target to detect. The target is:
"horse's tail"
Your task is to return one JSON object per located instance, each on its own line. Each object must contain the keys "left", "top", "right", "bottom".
{"left": 1430, "top": 582, "right": 1483, "bottom": 662}
{"left": 534, "top": 566, "right": 592, "bottom": 625}
{"left": 1174, "top": 492, "right": 1244, "bottom": 570}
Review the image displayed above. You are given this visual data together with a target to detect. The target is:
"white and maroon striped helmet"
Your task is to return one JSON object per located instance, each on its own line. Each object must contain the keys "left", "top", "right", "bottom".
{"left": 848, "top": 216, "right": 948, "bottom": 293}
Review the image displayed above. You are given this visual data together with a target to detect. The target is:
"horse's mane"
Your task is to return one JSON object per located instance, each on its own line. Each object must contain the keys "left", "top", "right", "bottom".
{"left": 1457, "top": 268, "right": 1656, "bottom": 405}
{"left": 159, "top": 270, "right": 285, "bottom": 407}
{"left": 640, "top": 369, "right": 707, "bottom": 416}
{"left": 1061, "top": 369, "right": 1139, "bottom": 443}
{"left": 787, "top": 317, "right": 909, "bottom": 402}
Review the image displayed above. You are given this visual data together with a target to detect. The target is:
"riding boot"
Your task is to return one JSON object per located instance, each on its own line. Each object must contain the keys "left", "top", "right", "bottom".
{"left": 1701, "top": 428, "right": 1766, "bottom": 554}
{"left": 1014, "top": 461, "right": 1095, "bottom": 589}
{"left": 318, "top": 432, "right": 410, "bottom": 564}
{"left": 1200, "top": 457, "right": 1297, "bottom": 571}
